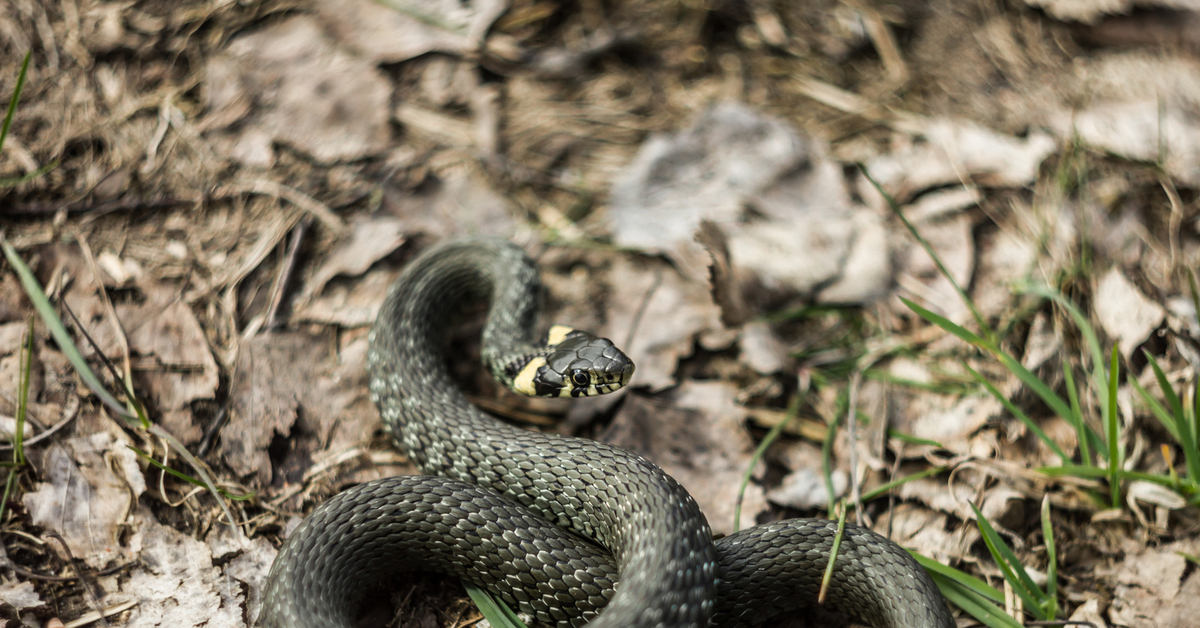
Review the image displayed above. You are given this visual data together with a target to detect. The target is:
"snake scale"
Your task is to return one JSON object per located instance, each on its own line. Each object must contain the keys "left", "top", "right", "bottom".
{"left": 261, "top": 238, "right": 955, "bottom": 628}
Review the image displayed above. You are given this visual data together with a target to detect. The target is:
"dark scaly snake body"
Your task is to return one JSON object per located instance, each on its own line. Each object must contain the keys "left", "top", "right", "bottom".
{"left": 261, "top": 238, "right": 956, "bottom": 628}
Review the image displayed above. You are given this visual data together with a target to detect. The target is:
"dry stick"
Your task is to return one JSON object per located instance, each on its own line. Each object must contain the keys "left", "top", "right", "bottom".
{"left": 6, "top": 196, "right": 189, "bottom": 216}
{"left": 195, "top": 406, "right": 228, "bottom": 458}
{"left": 624, "top": 267, "right": 662, "bottom": 351}
{"left": 3, "top": 558, "right": 133, "bottom": 583}
{"left": 846, "top": 369, "right": 865, "bottom": 526}
{"left": 1160, "top": 173, "right": 1184, "bottom": 273}
{"left": 0, "top": 396, "right": 81, "bottom": 451}
{"left": 265, "top": 215, "right": 313, "bottom": 331}
{"left": 72, "top": 229, "right": 137, "bottom": 416}
{"left": 215, "top": 179, "right": 345, "bottom": 236}
{"left": 44, "top": 533, "right": 110, "bottom": 628}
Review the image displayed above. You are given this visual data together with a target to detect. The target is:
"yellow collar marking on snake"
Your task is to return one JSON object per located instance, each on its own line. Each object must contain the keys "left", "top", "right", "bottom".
{"left": 546, "top": 324, "right": 575, "bottom": 347}
{"left": 512, "top": 356, "right": 547, "bottom": 396}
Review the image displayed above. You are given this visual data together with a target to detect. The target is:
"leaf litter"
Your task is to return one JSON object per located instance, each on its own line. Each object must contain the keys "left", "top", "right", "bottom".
{"left": 3, "top": 0, "right": 1200, "bottom": 627}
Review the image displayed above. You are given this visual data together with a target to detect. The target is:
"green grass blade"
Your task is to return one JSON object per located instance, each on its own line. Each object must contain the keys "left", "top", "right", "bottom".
{"left": 1036, "top": 464, "right": 1108, "bottom": 478}
{"left": 463, "top": 583, "right": 529, "bottom": 628}
{"left": 910, "top": 552, "right": 1004, "bottom": 604}
{"left": 1131, "top": 376, "right": 1181, "bottom": 441}
{"left": 820, "top": 507, "right": 849, "bottom": 603}
{"left": 1143, "top": 352, "right": 1200, "bottom": 481}
{"left": 930, "top": 572, "right": 1025, "bottom": 628}
{"left": 127, "top": 445, "right": 255, "bottom": 501}
{"left": 858, "top": 466, "right": 946, "bottom": 502}
{"left": 1, "top": 238, "right": 132, "bottom": 418}
{"left": 1037, "top": 465, "right": 1199, "bottom": 497}
{"left": 902, "top": 297, "right": 1077, "bottom": 432}
{"left": 1145, "top": 352, "right": 1185, "bottom": 422}
{"left": 989, "top": 351, "right": 1076, "bottom": 438}
{"left": 886, "top": 429, "right": 945, "bottom": 448}
{"left": 900, "top": 297, "right": 989, "bottom": 348}
{"left": 15, "top": 317, "right": 32, "bottom": 467}
{"left": 2, "top": 237, "right": 244, "bottom": 535}
{"left": 1106, "top": 346, "right": 1121, "bottom": 508}
{"left": 0, "top": 51, "right": 30, "bottom": 154}
{"left": 863, "top": 166, "right": 990, "bottom": 335}
{"left": 0, "top": 160, "right": 57, "bottom": 188}
{"left": 734, "top": 393, "right": 799, "bottom": 532}
{"left": 1061, "top": 357, "right": 1092, "bottom": 464}
{"left": 1040, "top": 496, "right": 1058, "bottom": 617}
{"left": 913, "top": 552, "right": 1028, "bottom": 628}
{"left": 0, "top": 469, "right": 16, "bottom": 528}
{"left": 929, "top": 572, "right": 1025, "bottom": 628}
{"left": 1016, "top": 283, "right": 1106, "bottom": 398}
{"left": 821, "top": 393, "right": 843, "bottom": 515}
{"left": 1188, "top": 269, "right": 1200, "bottom": 444}
{"left": 970, "top": 503, "right": 1048, "bottom": 620}
{"left": 964, "top": 362, "right": 1069, "bottom": 463}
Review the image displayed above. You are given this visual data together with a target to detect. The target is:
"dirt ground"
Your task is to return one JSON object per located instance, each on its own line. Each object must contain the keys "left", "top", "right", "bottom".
{"left": 2, "top": 0, "right": 1200, "bottom": 627}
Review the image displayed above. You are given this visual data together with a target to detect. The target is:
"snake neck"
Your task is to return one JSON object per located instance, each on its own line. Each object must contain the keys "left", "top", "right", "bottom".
{"left": 368, "top": 239, "right": 535, "bottom": 464}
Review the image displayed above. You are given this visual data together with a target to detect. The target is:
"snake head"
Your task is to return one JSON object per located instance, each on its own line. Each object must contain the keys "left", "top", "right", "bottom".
{"left": 512, "top": 326, "right": 635, "bottom": 398}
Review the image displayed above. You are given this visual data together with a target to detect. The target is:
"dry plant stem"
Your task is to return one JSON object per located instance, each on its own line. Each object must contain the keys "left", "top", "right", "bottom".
{"left": 846, "top": 369, "right": 865, "bottom": 525}
{"left": 7, "top": 195, "right": 189, "bottom": 217}
{"left": 45, "top": 533, "right": 110, "bottom": 628}
{"left": 265, "top": 215, "right": 313, "bottom": 330}
{"left": 0, "top": 396, "right": 81, "bottom": 451}
{"left": 859, "top": 6, "right": 908, "bottom": 84}
{"left": 624, "top": 266, "right": 662, "bottom": 350}
{"left": 60, "top": 600, "right": 140, "bottom": 628}
{"left": 793, "top": 75, "right": 925, "bottom": 134}
{"left": 195, "top": 406, "right": 228, "bottom": 457}
{"left": 1160, "top": 173, "right": 1183, "bottom": 271}
{"left": 72, "top": 229, "right": 136, "bottom": 415}
{"left": 214, "top": 179, "right": 345, "bottom": 236}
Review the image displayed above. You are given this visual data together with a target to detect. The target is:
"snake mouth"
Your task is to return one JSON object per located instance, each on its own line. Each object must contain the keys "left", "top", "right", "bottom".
{"left": 591, "top": 359, "right": 635, "bottom": 395}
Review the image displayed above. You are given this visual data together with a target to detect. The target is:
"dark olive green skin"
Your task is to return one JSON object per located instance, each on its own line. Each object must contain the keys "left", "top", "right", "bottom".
{"left": 261, "top": 239, "right": 955, "bottom": 628}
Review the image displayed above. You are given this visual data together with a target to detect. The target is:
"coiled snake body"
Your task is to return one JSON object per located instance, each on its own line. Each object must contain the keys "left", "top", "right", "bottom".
{"left": 261, "top": 239, "right": 955, "bottom": 628}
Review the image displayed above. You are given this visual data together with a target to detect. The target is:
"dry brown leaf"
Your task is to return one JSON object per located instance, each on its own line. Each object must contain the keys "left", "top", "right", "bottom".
{"left": 23, "top": 430, "right": 144, "bottom": 569}
{"left": 303, "top": 216, "right": 407, "bottom": 301}
{"left": 739, "top": 321, "right": 790, "bottom": 375}
{"left": 382, "top": 169, "right": 516, "bottom": 240}
{"left": 1095, "top": 268, "right": 1166, "bottom": 359}
{"left": 896, "top": 212, "right": 976, "bottom": 325}
{"left": 315, "top": 0, "right": 509, "bottom": 64}
{"left": 863, "top": 119, "right": 1056, "bottom": 201}
{"left": 0, "top": 581, "right": 41, "bottom": 611}
{"left": 293, "top": 268, "right": 400, "bottom": 328}
{"left": 873, "top": 505, "right": 976, "bottom": 565}
{"left": 600, "top": 255, "right": 723, "bottom": 391}
{"left": 974, "top": 226, "right": 1040, "bottom": 321}
{"left": 220, "top": 331, "right": 375, "bottom": 487}
{"left": 1110, "top": 539, "right": 1200, "bottom": 628}
{"left": 204, "top": 16, "right": 391, "bottom": 166}
{"left": 607, "top": 102, "right": 888, "bottom": 303}
{"left": 119, "top": 513, "right": 273, "bottom": 628}
{"left": 1025, "top": 0, "right": 1174, "bottom": 24}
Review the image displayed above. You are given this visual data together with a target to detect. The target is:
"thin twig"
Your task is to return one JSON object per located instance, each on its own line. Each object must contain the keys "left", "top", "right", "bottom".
{"left": 45, "top": 533, "right": 110, "bottom": 628}
{"left": 265, "top": 215, "right": 313, "bottom": 331}
{"left": 846, "top": 369, "right": 865, "bottom": 526}
{"left": 195, "top": 406, "right": 228, "bottom": 458}
{"left": 0, "top": 395, "right": 81, "bottom": 451}
{"left": 72, "top": 230, "right": 136, "bottom": 416}
{"left": 214, "top": 179, "right": 345, "bottom": 236}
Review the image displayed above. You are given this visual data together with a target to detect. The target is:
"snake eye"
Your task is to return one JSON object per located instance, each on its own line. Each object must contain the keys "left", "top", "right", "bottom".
{"left": 570, "top": 370, "right": 589, "bottom": 388}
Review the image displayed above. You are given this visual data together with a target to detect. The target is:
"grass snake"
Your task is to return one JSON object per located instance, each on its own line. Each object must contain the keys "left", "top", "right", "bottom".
{"left": 261, "top": 238, "right": 955, "bottom": 628}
